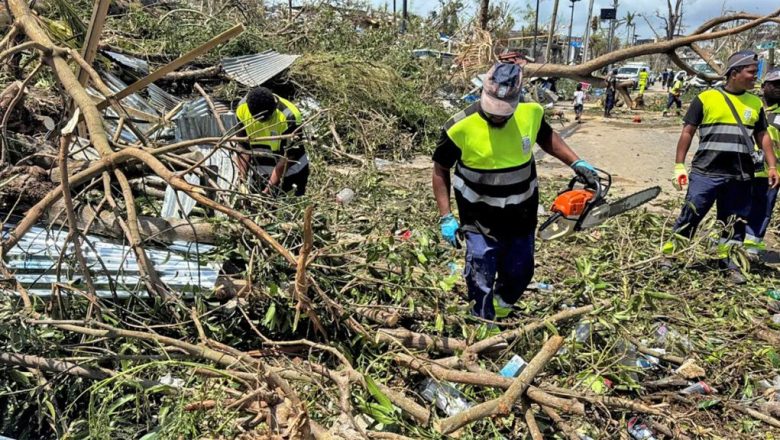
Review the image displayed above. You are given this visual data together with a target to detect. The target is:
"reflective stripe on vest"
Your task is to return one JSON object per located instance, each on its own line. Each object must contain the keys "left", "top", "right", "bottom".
{"left": 444, "top": 102, "right": 543, "bottom": 210}
{"left": 695, "top": 89, "right": 763, "bottom": 154}
{"left": 236, "top": 96, "right": 302, "bottom": 151}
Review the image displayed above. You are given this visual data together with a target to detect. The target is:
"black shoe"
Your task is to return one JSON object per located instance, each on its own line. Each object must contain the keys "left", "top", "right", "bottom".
{"left": 726, "top": 269, "right": 747, "bottom": 285}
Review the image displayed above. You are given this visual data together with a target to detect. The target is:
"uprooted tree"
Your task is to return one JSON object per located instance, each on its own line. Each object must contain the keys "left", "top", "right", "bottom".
{"left": 0, "top": 0, "right": 780, "bottom": 438}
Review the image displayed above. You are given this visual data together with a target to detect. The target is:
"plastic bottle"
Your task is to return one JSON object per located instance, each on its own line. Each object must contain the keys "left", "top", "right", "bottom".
{"left": 499, "top": 354, "right": 528, "bottom": 378}
{"left": 420, "top": 378, "right": 471, "bottom": 417}
{"left": 767, "top": 290, "right": 780, "bottom": 301}
{"left": 534, "top": 282, "right": 555, "bottom": 292}
{"left": 574, "top": 321, "right": 592, "bottom": 343}
{"left": 627, "top": 416, "right": 657, "bottom": 440}
{"left": 336, "top": 188, "right": 355, "bottom": 205}
{"left": 680, "top": 381, "right": 715, "bottom": 395}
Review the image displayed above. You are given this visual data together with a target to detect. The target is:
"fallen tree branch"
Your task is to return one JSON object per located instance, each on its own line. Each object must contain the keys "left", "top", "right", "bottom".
{"left": 436, "top": 336, "right": 564, "bottom": 434}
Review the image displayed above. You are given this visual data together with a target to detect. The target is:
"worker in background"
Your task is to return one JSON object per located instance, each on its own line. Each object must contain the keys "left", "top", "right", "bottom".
{"left": 662, "top": 72, "right": 685, "bottom": 117}
{"left": 236, "top": 86, "right": 308, "bottom": 195}
{"left": 573, "top": 83, "right": 585, "bottom": 123}
{"left": 637, "top": 67, "right": 649, "bottom": 97}
{"left": 745, "top": 67, "right": 780, "bottom": 258}
{"left": 661, "top": 69, "right": 670, "bottom": 90}
{"left": 666, "top": 69, "right": 675, "bottom": 90}
{"left": 662, "top": 51, "right": 779, "bottom": 284}
{"left": 432, "top": 62, "right": 599, "bottom": 321}
{"left": 604, "top": 68, "right": 618, "bottom": 117}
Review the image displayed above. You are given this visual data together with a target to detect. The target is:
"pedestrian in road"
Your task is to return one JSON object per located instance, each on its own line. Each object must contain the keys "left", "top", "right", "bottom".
{"left": 662, "top": 51, "right": 779, "bottom": 284}
{"left": 661, "top": 69, "right": 670, "bottom": 91}
{"left": 573, "top": 83, "right": 585, "bottom": 123}
{"left": 432, "top": 62, "right": 599, "bottom": 321}
{"left": 637, "top": 67, "right": 649, "bottom": 97}
{"left": 745, "top": 67, "right": 780, "bottom": 257}
{"left": 604, "top": 69, "right": 618, "bottom": 117}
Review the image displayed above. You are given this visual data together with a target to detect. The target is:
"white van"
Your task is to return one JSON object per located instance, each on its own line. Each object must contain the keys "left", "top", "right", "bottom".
{"left": 615, "top": 62, "right": 651, "bottom": 86}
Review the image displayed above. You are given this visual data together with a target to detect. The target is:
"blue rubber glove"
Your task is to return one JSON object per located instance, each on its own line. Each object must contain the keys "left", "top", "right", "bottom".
{"left": 571, "top": 159, "right": 598, "bottom": 187}
{"left": 439, "top": 213, "right": 459, "bottom": 247}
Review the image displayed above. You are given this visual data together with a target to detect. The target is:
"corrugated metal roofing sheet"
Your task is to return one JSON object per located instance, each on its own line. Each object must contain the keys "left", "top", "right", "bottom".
{"left": 222, "top": 50, "right": 299, "bottom": 87}
{"left": 147, "top": 83, "right": 182, "bottom": 113}
{"left": 103, "top": 50, "right": 150, "bottom": 75}
{"left": 3, "top": 223, "right": 218, "bottom": 298}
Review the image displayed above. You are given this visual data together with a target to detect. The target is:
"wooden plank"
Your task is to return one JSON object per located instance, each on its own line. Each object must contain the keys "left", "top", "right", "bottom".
{"left": 97, "top": 24, "right": 244, "bottom": 111}
{"left": 76, "top": 0, "right": 110, "bottom": 87}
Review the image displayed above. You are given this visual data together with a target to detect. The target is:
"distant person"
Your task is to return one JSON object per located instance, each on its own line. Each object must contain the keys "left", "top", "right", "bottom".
{"left": 236, "top": 86, "right": 307, "bottom": 195}
{"left": 666, "top": 69, "right": 675, "bottom": 90}
{"left": 662, "top": 72, "right": 685, "bottom": 117}
{"left": 662, "top": 51, "right": 779, "bottom": 284}
{"left": 604, "top": 69, "right": 618, "bottom": 117}
{"left": 661, "top": 69, "right": 670, "bottom": 90}
{"left": 745, "top": 67, "right": 780, "bottom": 258}
{"left": 637, "top": 67, "right": 649, "bottom": 96}
{"left": 573, "top": 83, "right": 585, "bottom": 123}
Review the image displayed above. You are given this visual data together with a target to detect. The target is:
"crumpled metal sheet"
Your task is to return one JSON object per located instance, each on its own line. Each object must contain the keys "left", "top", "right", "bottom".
{"left": 3, "top": 224, "right": 218, "bottom": 298}
{"left": 222, "top": 50, "right": 299, "bottom": 87}
{"left": 160, "top": 98, "right": 240, "bottom": 219}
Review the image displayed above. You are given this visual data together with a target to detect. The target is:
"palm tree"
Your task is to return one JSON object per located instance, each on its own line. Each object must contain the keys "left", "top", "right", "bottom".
{"left": 624, "top": 11, "right": 636, "bottom": 46}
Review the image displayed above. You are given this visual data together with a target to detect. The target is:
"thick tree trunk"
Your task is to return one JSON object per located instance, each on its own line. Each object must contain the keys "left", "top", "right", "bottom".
{"left": 478, "top": 0, "right": 489, "bottom": 30}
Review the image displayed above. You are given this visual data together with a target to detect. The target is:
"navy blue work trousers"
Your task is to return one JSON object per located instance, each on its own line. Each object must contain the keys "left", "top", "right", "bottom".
{"left": 672, "top": 172, "right": 751, "bottom": 268}
{"left": 463, "top": 231, "right": 534, "bottom": 320}
{"left": 746, "top": 177, "right": 780, "bottom": 241}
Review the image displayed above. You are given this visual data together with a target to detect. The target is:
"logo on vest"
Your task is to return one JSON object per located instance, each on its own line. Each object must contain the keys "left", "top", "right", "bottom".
{"left": 743, "top": 109, "right": 752, "bottom": 121}
{"left": 522, "top": 137, "right": 531, "bottom": 155}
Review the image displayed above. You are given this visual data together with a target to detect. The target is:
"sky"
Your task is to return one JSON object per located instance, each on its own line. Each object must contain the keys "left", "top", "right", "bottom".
{"left": 374, "top": 0, "right": 778, "bottom": 42}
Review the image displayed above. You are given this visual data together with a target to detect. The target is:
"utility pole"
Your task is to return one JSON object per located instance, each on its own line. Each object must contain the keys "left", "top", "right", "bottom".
{"left": 532, "top": 0, "right": 540, "bottom": 59}
{"left": 400, "top": 0, "right": 408, "bottom": 33}
{"left": 545, "top": 0, "right": 560, "bottom": 63}
{"left": 566, "top": 0, "right": 582, "bottom": 64}
{"left": 582, "top": 0, "right": 595, "bottom": 62}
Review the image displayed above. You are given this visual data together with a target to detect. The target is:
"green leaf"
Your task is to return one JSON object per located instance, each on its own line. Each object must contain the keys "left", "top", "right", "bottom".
{"left": 416, "top": 252, "right": 428, "bottom": 264}
{"left": 697, "top": 399, "right": 721, "bottom": 410}
{"left": 108, "top": 394, "right": 137, "bottom": 416}
{"left": 263, "top": 302, "right": 277, "bottom": 328}
{"left": 365, "top": 376, "right": 393, "bottom": 412}
{"left": 435, "top": 313, "right": 444, "bottom": 333}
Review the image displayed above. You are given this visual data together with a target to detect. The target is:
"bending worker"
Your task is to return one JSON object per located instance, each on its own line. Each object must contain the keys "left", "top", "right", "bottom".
{"left": 432, "top": 62, "right": 599, "bottom": 320}
{"left": 236, "top": 86, "right": 308, "bottom": 195}
{"left": 663, "top": 51, "right": 779, "bottom": 284}
{"left": 745, "top": 67, "right": 780, "bottom": 257}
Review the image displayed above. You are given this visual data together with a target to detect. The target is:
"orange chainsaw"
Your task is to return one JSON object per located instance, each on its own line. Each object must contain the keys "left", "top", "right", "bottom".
{"left": 538, "top": 169, "right": 660, "bottom": 240}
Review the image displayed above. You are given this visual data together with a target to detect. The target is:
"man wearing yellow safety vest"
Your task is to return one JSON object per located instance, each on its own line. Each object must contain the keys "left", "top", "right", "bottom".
{"left": 745, "top": 67, "right": 780, "bottom": 257}
{"left": 662, "top": 72, "right": 684, "bottom": 117}
{"left": 663, "top": 51, "right": 779, "bottom": 284}
{"left": 236, "top": 86, "right": 308, "bottom": 195}
{"left": 432, "top": 62, "right": 599, "bottom": 320}
{"left": 637, "top": 67, "right": 649, "bottom": 96}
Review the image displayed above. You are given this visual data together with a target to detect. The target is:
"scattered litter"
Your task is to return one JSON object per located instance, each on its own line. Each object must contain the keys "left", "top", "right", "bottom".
{"left": 336, "top": 188, "right": 356, "bottom": 205}
{"left": 420, "top": 378, "right": 471, "bottom": 417}
{"left": 499, "top": 354, "right": 527, "bottom": 378}
{"left": 374, "top": 158, "right": 392, "bottom": 170}
{"left": 159, "top": 373, "right": 185, "bottom": 388}
{"left": 680, "top": 381, "right": 716, "bottom": 395}
{"left": 766, "top": 289, "right": 780, "bottom": 301}
{"left": 627, "top": 416, "right": 657, "bottom": 440}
